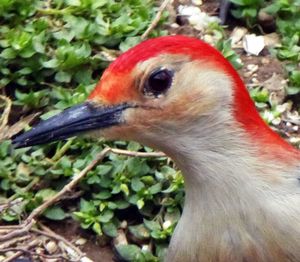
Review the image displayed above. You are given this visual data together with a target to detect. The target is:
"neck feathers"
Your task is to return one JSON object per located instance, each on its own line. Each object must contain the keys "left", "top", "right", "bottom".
{"left": 224, "top": 65, "right": 299, "bottom": 159}
{"left": 164, "top": 110, "right": 300, "bottom": 262}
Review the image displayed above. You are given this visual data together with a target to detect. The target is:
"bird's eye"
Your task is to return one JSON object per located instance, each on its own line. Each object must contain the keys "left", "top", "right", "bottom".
{"left": 144, "top": 68, "right": 174, "bottom": 97}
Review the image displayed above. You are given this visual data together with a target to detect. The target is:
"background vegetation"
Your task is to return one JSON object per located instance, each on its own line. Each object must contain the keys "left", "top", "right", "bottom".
{"left": 0, "top": 0, "right": 299, "bottom": 261}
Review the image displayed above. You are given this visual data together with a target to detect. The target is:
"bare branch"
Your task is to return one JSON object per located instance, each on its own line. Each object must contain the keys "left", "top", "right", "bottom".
{"left": 141, "top": 0, "right": 171, "bottom": 40}
{"left": 0, "top": 95, "right": 12, "bottom": 131}
{"left": 0, "top": 220, "right": 35, "bottom": 242}
{"left": 111, "top": 148, "right": 165, "bottom": 157}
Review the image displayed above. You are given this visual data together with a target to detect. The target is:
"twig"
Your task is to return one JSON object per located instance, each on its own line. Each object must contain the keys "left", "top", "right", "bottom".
{"left": 0, "top": 220, "right": 35, "bottom": 242}
{"left": 0, "top": 95, "right": 12, "bottom": 131}
{"left": 2, "top": 248, "right": 31, "bottom": 262}
{"left": 141, "top": 0, "right": 171, "bottom": 40}
{"left": 60, "top": 190, "right": 84, "bottom": 201}
{"left": 52, "top": 139, "right": 74, "bottom": 162}
{"left": 0, "top": 235, "right": 31, "bottom": 249}
{"left": 0, "top": 225, "right": 21, "bottom": 230}
{"left": 32, "top": 252, "right": 66, "bottom": 260}
{"left": 110, "top": 148, "right": 165, "bottom": 157}
{"left": 2, "top": 239, "right": 40, "bottom": 262}
{"left": 33, "top": 223, "right": 85, "bottom": 260}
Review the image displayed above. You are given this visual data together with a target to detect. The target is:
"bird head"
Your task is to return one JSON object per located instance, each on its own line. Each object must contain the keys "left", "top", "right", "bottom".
{"left": 13, "top": 35, "right": 295, "bottom": 158}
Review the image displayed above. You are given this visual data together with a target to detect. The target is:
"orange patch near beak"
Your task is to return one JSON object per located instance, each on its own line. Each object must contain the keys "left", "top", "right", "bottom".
{"left": 88, "top": 70, "right": 139, "bottom": 105}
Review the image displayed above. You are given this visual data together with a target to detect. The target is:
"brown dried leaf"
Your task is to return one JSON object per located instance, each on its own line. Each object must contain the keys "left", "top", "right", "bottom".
{"left": 263, "top": 73, "right": 287, "bottom": 105}
{"left": 0, "top": 113, "right": 39, "bottom": 142}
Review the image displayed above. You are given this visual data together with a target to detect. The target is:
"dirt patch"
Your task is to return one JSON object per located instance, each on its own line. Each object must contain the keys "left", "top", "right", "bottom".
{"left": 238, "top": 51, "right": 285, "bottom": 84}
{"left": 47, "top": 219, "right": 115, "bottom": 262}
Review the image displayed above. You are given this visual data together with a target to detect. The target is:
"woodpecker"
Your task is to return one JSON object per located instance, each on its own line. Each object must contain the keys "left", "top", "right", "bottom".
{"left": 13, "top": 36, "right": 300, "bottom": 261}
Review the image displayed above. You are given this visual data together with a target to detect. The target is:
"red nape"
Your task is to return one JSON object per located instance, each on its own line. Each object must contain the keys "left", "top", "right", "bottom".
{"left": 228, "top": 67, "right": 299, "bottom": 159}
{"left": 90, "top": 35, "right": 299, "bottom": 158}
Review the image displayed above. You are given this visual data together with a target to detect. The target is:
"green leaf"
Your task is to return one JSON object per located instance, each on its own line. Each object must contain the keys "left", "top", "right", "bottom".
{"left": 0, "top": 48, "right": 16, "bottom": 59}
{"left": 0, "top": 141, "right": 11, "bottom": 158}
{"left": 55, "top": 71, "right": 72, "bottom": 83}
{"left": 103, "top": 222, "right": 118, "bottom": 237}
{"left": 137, "top": 198, "right": 144, "bottom": 209}
{"left": 120, "top": 183, "right": 129, "bottom": 196}
{"left": 129, "top": 224, "right": 150, "bottom": 240}
{"left": 115, "top": 200, "right": 130, "bottom": 209}
{"left": 97, "top": 164, "right": 113, "bottom": 175}
{"left": 40, "top": 110, "right": 62, "bottom": 120}
{"left": 148, "top": 183, "right": 162, "bottom": 194}
{"left": 1, "top": 179, "right": 11, "bottom": 191}
{"left": 36, "top": 189, "right": 57, "bottom": 201}
{"left": 79, "top": 198, "right": 95, "bottom": 213}
{"left": 44, "top": 206, "right": 67, "bottom": 220}
{"left": 92, "top": 222, "right": 102, "bottom": 235}
{"left": 87, "top": 175, "right": 101, "bottom": 184}
{"left": 144, "top": 219, "right": 161, "bottom": 231}
{"left": 99, "top": 209, "right": 114, "bottom": 223}
{"left": 115, "top": 245, "right": 142, "bottom": 261}
{"left": 42, "top": 58, "right": 60, "bottom": 68}
{"left": 127, "top": 141, "right": 141, "bottom": 151}
{"left": 93, "top": 190, "right": 112, "bottom": 200}
{"left": 131, "top": 177, "right": 145, "bottom": 192}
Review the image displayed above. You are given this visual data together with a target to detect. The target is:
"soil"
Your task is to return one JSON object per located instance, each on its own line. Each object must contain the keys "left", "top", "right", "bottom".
{"left": 47, "top": 219, "right": 115, "bottom": 261}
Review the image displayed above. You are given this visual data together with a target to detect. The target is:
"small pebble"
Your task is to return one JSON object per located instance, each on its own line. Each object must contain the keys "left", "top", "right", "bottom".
{"left": 244, "top": 71, "right": 253, "bottom": 78}
{"left": 290, "top": 137, "right": 300, "bottom": 144}
{"left": 80, "top": 257, "right": 94, "bottom": 262}
{"left": 276, "top": 104, "right": 289, "bottom": 113}
{"left": 261, "top": 58, "right": 269, "bottom": 64}
{"left": 163, "top": 220, "right": 172, "bottom": 229}
{"left": 120, "top": 220, "right": 127, "bottom": 229}
{"left": 142, "top": 245, "right": 150, "bottom": 252}
{"left": 113, "top": 229, "right": 128, "bottom": 246}
{"left": 36, "top": 247, "right": 44, "bottom": 255}
{"left": 75, "top": 238, "right": 87, "bottom": 246}
{"left": 44, "top": 259, "right": 58, "bottom": 262}
{"left": 170, "top": 23, "right": 179, "bottom": 28}
{"left": 272, "top": 118, "right": 281, "bottom": 125}
{"left": 45, "top": 240, "right": 58, "bottom": 254}
{"left": 203, "top": 34, "right": 214, "bottom": 44}
{"left": 192, "top": 0, "right": 202, "bottom": 5}
{"left": 5, "top": 251, "right": 15, "bottom": 257}
{"left": 246, "top": 64, "right": 258, "bottom": 72}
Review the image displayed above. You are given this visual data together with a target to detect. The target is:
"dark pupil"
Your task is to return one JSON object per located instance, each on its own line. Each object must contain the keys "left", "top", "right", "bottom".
{"left": 146, "top": 69, "right": 173, "bottom": 96}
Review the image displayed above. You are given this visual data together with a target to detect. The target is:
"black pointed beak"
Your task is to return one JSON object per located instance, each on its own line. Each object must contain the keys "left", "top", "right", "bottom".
{"left": 12, "top": 102, "right": 132, "bottom": 148}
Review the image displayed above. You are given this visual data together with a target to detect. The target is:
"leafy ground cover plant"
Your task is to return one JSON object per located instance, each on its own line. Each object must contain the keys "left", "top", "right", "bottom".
{"left": 1, "top": 0, "right": 299, "bottom": 261}
{"left": 0, "top": 0, "right": 176, "bottom": 260}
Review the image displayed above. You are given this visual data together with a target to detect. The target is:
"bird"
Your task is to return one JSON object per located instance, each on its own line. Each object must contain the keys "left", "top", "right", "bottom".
{"left": 13, "top": 35, "right": 300, "bottom": 261}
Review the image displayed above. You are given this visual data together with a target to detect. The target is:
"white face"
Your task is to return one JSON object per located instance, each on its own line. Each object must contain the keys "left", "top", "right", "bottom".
{"left": 91, "top": 54, "right": 235, "bottom": 153}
